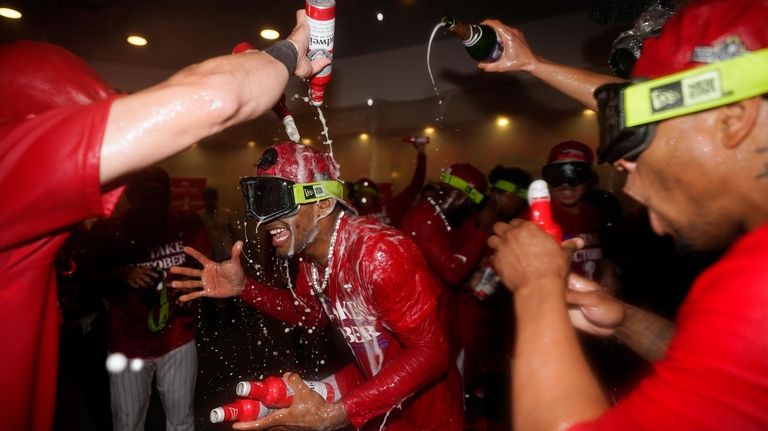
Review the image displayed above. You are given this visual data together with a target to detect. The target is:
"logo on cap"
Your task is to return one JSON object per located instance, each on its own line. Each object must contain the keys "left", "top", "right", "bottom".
{"left": 650, "top": 70, "right": 724, "bottom": 113}
{"left": 692, "top": 36, "right": 748, "bottom": 64}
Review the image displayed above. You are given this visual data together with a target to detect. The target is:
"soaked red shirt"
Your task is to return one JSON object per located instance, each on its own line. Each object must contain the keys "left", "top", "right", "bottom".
{"left": 90, "top": 210, "right": 209, "bottom": 358}
{"left": 398, "top": 200, "right": 488, "bottom": 288}
{"left": 240, "top": 215, "right": 463, "bottom": 430}
{"left": 0, "top": 100, "right": 122, "bottom": 431}
{"left": 570, "top": 224, "right": 768, "bottom": 430}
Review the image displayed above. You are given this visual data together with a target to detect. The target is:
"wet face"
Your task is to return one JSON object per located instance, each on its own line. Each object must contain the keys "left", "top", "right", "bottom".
{"left": 615, "top": 109, "right": 743, "bottom": 251}
{"left": 264, "top": 204, "right": 321, "bottom": 258}
{"left": 550, "top": 183, "right": 587, "bottom": 209}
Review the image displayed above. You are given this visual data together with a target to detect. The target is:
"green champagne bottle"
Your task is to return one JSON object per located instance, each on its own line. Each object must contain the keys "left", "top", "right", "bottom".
{"left": 441, "top": 15, "right": 503, "bottom": 62}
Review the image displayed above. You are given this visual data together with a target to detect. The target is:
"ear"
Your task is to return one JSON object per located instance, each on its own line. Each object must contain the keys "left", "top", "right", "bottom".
{"left": 718, "top": 97, "right": 761, "bottom": 149}
{"left": 315, "top": 198, "right": 337, "bottom": 220}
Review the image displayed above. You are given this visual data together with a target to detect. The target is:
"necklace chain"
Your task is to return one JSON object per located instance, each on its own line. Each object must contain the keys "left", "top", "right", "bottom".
{"left": 426, "top": 197, "right": 451, "bottom": 232}
{"left": 311, "top": 212, "right": 344, "bottom": 295}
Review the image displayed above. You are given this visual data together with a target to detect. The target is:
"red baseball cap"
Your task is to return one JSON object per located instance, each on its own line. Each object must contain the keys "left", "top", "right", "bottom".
{"left": 0, "top": 41, "right": 114, "bottom": 122}
{"left": 255, "top": 141, "right": 355, "bottom": 211}
{"left": 546, "top": 141, "right": 594, "bottom": 165}
{"left": 633, "top": 0, "right": 768, "bottom": 79}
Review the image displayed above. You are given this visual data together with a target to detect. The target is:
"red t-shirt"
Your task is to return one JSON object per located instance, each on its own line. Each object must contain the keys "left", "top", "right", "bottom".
{"left": 570, "top": 223, "right": 768, "bottom": 430}
{"left": 90, "top": 209, "right": 210, "bottom": 358}
{"left": 241, "top": 215, "right": 463, "bottom": 430}
{"left": 0, "top": 99, "right": 122, "bottom": 431}
{"left": 552, "top": 202, "right": 604, "bottom": 281}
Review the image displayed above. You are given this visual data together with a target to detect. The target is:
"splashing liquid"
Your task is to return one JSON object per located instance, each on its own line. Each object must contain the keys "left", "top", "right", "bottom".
{"left": 427, "top": 21, "right": 446, "bottom": 97}
{"left": 316, "top": 106, "right": 334, "bottom": 158}
{"left": 426, "top": 22, "right": 447, "bottom": 123}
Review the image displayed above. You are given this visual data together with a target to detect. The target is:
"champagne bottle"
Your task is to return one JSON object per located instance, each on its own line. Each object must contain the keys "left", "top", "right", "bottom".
{"left": 441, "top": 16, "right": 503, "bottom": 63}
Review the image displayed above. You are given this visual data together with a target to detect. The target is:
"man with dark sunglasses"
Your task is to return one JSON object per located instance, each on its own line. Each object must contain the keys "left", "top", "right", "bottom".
{"left": 171, "top": 141, "right": 463, "bottom": 430}
{"left": 487, "top": 0, "right": 768, "bottom": 429}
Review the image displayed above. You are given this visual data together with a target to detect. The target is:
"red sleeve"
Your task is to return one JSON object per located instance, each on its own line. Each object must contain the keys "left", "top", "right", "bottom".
{"left": 0, "top": 99, "right": 123, "bottom": 252}
{"left": 340, "top": 236, "right": 449, "bottom": 427}
{"left": 385, "top": 153, "right": 426, "bottom": 226}
{"left": 342, "top": 309, "right": 448, "bottom": 428}
{"left": 569, "top": 236, "right": 768, "bottom": 430}
{"left": 403, "top": 205, "right": 488, "bottom": 288}
{"left": 239, "top": 272, "right": 328, "bottom": 328}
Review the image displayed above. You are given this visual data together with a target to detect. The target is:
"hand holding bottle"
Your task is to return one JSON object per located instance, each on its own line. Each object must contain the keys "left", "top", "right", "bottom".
{"left": 228, "top": 373, "right": 349, "bottom": 430}
{"left": 476, "top": 19, "right": 541, "bottom": 73}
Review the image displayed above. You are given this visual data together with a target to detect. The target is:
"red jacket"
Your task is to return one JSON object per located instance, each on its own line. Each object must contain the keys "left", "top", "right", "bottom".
{"left": 240, "top": 215, "right": 463, "bottom": 430}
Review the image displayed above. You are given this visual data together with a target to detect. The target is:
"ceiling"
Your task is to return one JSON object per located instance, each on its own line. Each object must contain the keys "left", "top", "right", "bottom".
{"left": 1, "top": 0, "right": 586, "bottom": 70}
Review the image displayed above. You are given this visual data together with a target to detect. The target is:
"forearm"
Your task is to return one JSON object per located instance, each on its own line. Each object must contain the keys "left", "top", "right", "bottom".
{"left": 100, "top": 50, "right": 289, "bottom": 183}
{"left": 528, "top": 59, "right": 624, "bottom": 111}
{"left": 615, "top": 303, "right": 675, "bottom": 362}
{"left": 341, "top": 319, "right": 449, "bottom": 427}
{"left": 239, "top": 277, "right": 327, "bottom": 327}
{"left": 513, "top": 279, "right": 609, "bottom": 431}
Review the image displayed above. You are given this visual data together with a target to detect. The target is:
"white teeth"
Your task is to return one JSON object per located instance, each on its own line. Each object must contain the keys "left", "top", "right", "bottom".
{"left": 269, "top": 228, "right": 287, "bottom": 235}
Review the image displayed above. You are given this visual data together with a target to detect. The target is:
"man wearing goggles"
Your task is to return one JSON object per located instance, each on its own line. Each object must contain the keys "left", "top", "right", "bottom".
{"left": 171, "top": 142, "right": 463, "bottom": 430}
{"left": 487, "top": 0, "right": 768, "bottom": 430}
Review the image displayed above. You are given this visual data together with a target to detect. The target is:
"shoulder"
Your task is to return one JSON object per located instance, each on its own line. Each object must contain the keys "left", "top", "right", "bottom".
{"left": 341, "top": 216, "right": 423, "bottom": 261}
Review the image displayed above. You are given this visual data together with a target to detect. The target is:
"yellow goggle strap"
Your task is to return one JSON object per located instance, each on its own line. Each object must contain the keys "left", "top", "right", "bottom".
{"left": 492, "top": 180, "right": 528, "bottom": 200}
{"left": 624, "top": 48, "right": 768, "bottom": 127}
{"left": 440, "top": 173, "right": 485, "bottom": 204}
{"left": 292, "top": 180, "right": 345, "bottom": 205}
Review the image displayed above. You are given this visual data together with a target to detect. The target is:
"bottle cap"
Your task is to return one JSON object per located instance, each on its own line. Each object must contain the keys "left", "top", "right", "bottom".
{"left": 236, "top": 381, "right": 251, "bottom": 397}
{"left": 527, "top": 179, "right": 550, "bottom": 202}
{"left": 210, "top": 407, "right": 225, "bottom": 423}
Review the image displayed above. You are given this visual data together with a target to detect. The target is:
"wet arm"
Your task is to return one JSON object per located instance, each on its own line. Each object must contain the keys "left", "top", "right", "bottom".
{"left": 615, "top": 303, "right": 675, "bottom": 362}
{"left": 341, "top": 309, "right": 449, "bottom": 428}
{"left": 513, "top": 277, "right": 609, "bottom": 430}
{"left": 239, "top": 275, "right": 328, "bottom": 328}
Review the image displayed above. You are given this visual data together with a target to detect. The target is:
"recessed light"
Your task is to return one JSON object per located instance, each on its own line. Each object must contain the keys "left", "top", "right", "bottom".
{"left": 496, "top": 116, "right": 510, "bottom": 127}
{"left": 126, "top": 35, "right": 148, "bottom": 46}
{"left": 424, "top": 127, "right": 435, "bottom": 135}
{"left": 376, "top": 12, "right": 384, "bottom": 22}
{"left": 359, "top": 133, "right": 370, "bottom": 141}
{"left": 582, "top": 108, "right": 596, "bottom": 116}
{"left": 367, "top": 98, "right": 374, "bottom": 106}
{"left": 301, "top": 138, "right": 312, "bottom": 145}
{"left": 0, "top": 7, "right": 22, "bottom": 19}
{"left": 260, "top": 29, "right": 280, "bottom": 40}
{"left": 247, "top": 141, "right": 256, "bottom": 147}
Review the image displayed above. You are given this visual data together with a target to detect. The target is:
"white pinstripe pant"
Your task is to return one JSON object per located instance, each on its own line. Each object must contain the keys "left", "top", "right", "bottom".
{"left": 110, "top": 340, "right": 197, "bottom": 431}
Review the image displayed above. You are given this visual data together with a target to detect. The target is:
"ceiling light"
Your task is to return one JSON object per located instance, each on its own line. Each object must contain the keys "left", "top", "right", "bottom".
{"left": 301, "top": 138, "right": 312, "bottom": 145}
{"left": 247, "top": 140, "right": 256, "bottom": 147}
{"left": 376, "top": 12, "right": 384, "bottom": 22}
{"left": 582, "top": 108, "right": 596, "bottom": 116}
{"left": 496, "top": 116, "right": 510, "bottom": 127}
{"left": 359, "top": 133, "right": 370, "bottom": 141}
{"left": 126, "top": 35, "right": 148, "bottom": 46}
{"left": 260, "top": 29, "right": 280, "bottom": 40}
{"left": 367, "top": 98, "right": 374, "bottom": 106}
{"left": 424, "top": 127, "right": 435, "bottom": 135}
{"left": 0, "top": 7, "right": 21, "bottom": 19}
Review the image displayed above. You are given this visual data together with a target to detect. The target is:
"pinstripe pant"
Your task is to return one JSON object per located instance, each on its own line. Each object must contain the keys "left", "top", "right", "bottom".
{"left": 110, "top": 340, "right": 197, "bottom": 431}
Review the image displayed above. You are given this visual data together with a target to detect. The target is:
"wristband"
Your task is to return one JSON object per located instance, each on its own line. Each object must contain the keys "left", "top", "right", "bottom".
{"left": 263, "top": 40, "right": 298, "bottom": 75}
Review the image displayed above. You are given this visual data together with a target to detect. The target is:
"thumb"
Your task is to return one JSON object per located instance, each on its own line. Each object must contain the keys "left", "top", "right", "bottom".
{"left": 231, "top": 241, "right": 244, "bottom": 263}
{"left": 567, "top": 273, "right": 600, "bottom": 293}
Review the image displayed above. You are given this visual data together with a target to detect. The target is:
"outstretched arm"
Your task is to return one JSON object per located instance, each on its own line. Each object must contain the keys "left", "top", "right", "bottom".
{"left": 100, "top": 10, "right": 330, "bottom": 184}
{"left": 478, "top": 19, "right": 624, "bottom": 111}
